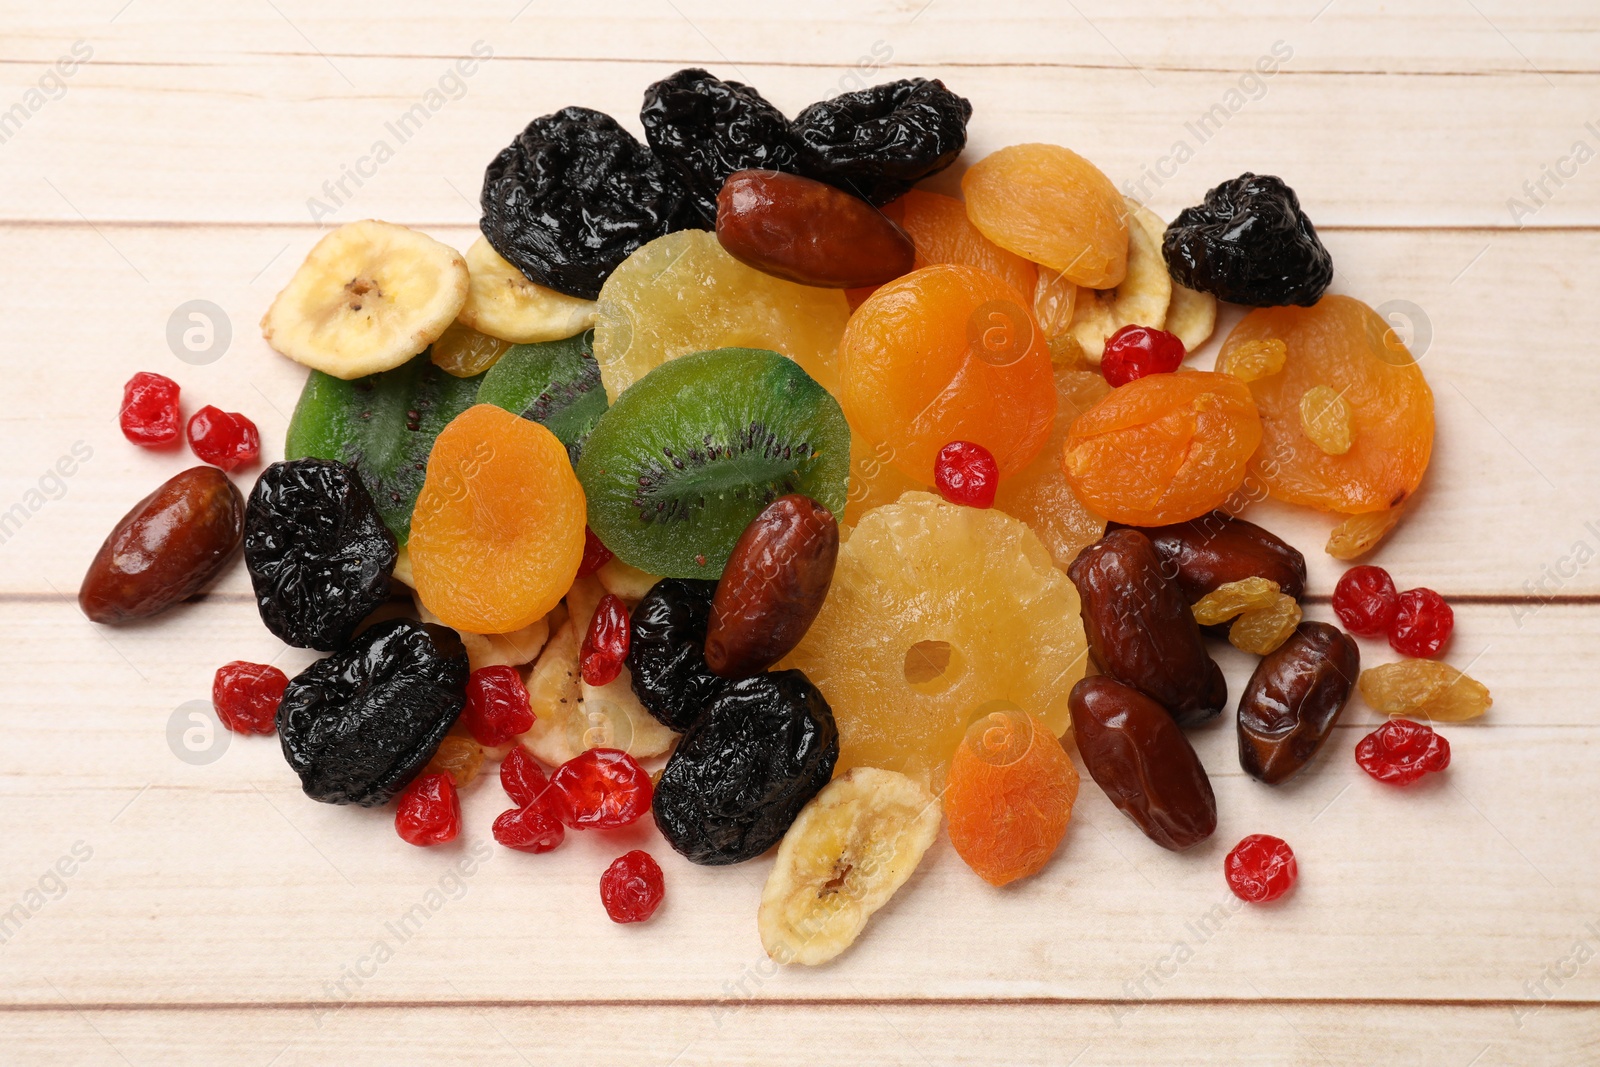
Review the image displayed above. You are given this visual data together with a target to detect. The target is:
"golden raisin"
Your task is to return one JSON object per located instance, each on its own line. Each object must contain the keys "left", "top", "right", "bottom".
{"left": 426, "top": 732, "right": 485, "bottom": 787}
{"left": 1229, "top": 594, "right": 1302, "bottom": 655}
{"left": 1191, "top": 577, "right": 1281, "bottom": 626}
{"left": 430, "top": 321, "right": 513, "bottom": 378}
{"left": 1359, "top": 660, "right": 1492, "bottom": 722}
{"left": 1326, "top": 505, "right": 1405, "bottom": 561}
{"left": 1222, "top": 338, "right": 1287, "bottom": 383}
{"left": 1299, "top": 385, "right": 1353, "bottom": 456}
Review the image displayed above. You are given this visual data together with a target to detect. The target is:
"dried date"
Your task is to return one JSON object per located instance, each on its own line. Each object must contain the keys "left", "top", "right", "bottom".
{"left": 1113, "top": 512, "right": 1306, "bottom": 602}
{"left": 1237, "top": 621, "right": 1360, "bottom": 784}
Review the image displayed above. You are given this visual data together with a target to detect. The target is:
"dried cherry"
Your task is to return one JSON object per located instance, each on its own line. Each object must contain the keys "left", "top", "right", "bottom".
{"left": 577, "top": 526, "right": 614, "bottom": 578}
{"left": 1162, "top": 173, "right": 1333, "bottom": 307}
{"left": 934, "top": 441, "right": 999, "bottom": 509}
{"left": 278, "top": 619, "right": 469, "bottom": 806}
{"left": 626, "top": 578, "right": 727, "bottom": 730}
{"left": 794, "top": 78, "right": 972, "bottom": 206}
{"left": 652, "top": 670, "right": 838, "bottom": 865}
{"left": 1100, "top": 325, "right": 1185, "bottom": 388}
{"left": 600, "top": 850, "right": 665, "bottom": 923}
{"left": 1331, "top": 565, "right": 1399, "bottom": 636}
{"left": 580, "top": 594, "right": 631, "bottom": 687}
{"left": 212, "top": 661, "right": 288, "bottom": 735}
{"left": 243, "top": 458, "right": 397, "bottom": 651}
{"left": 1224, "top": 834, "right": 1297, "bottom": 902}
{"left": 461, "top": 665, "right": 535, "bottom": 747}
{"left": 1390, "top": 587, "right": 1453, "bottom": 658}
{"left": 500, "top": 746, "right": 551, "bottom": 807}
{"left": 395, "top": 773, "right": 460, "bottom": 846}
{"left": 493, "top": 801, "right": 565, "bottom": 853}
{"left": 187, "top": 406, "right": 260, "bottom": 471}
{"left": 1236, "top": 622, "right": 1360, "bottom": 784}
{"left": 480, "top": 106, "right": 696, "bottom": 301}
{"left": 120, "top": 371, "right": 181, "bottom": 445}
{"left": 549, "top": 748, "right": 653, "bottom": 830}
{"left": 1355, "top": 718, "right": 1451, "bottom": 785}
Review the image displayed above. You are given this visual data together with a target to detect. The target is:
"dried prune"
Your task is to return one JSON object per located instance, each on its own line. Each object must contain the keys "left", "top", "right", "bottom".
{"left": 244, "top": 459, "right": 397, "bottom": 651}
{"left": 652, "top": 670, "right": 838, "bottom": 865}
{"left": 1067, "top": 528, "right": 1226, "bottom": 727}
{"left": 278, "top": 619, "right": 469, "bottom": 806}
{"left": 80, "top": 466, "right": 244, "bottom": 624}
{"left": 1069, "top": 676, "right": 1216, "bottom": 851}
{"left": 641, "top": 68, "right": 803, "bottom": 226}
{"left": 794, "top": 78, "right": 972, "bottom": 206}
{"left": 1161, "top": 173, "right": 1333, "bottom": 307}
{"left": 480, "top": 106, "right": 696, "bottom": 301}
{"left": 1115, "top": 512, "right": 1307, "bottom": 602}
{"left": 627, "top": 578, "right": 727, "bottom": 730}
{"left": 1237, "top": 621, "right": 1360, "bottom": 784}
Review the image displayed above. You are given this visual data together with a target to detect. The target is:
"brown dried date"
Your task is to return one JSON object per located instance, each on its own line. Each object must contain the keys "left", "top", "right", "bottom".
{"left": 715, "top": 169, "right": 915, "bottom": 289}
{"left": 1069, "top": 676, "right": 1217, "bottom": 851}
{"left": 1067, "top": 528, "right": 1226, "bottom": 727}
{"left": 1237, "top": 621, "right": 1360, "bottom": 783}
{"left": 1112, "top": 512, "right": 1307, "bottom": 602}
{"left": 79, "top": 466, "right": 244, "bottom": 623}
{"left": 705, "top": 494, "right": 839, "bottom": 679}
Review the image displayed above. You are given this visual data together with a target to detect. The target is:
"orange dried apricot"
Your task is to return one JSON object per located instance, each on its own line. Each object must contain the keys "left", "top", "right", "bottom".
{"left": 839, "top": 264, "right": 1056, "bottom": 483}
{"left": 945, "top": 707, "right": 1080, "bottom": 887}
{"left": 410, "top": 404, "right": 585, "bottom": 633}
{"left": 887, "top": 190, "right": 1039, "bottom": 297}
{"left": 962, "top": 144, "right": 1128, "bottom": 289}
{"left": 1061, "top": 371, "right": 1261, "bottom": 526}
{"left": 1219, "top": 295, "right": 1434, "bottom": 513}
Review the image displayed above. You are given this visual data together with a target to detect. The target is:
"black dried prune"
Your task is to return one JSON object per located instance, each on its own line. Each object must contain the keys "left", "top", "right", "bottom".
{"left": 641, "top": 68, "right": 803, "bottom": 226}
{"left": 627, "top": 578, "right": 726, "bottom": 731}
{"left": 794, "top": 78, "right": 972, "bottom": 206}
{"left": 1162, "top": 173, "right": 1334, "bottom": 307}
{"left": 278, "top": 619, "right": 469, "bottom": 806}
{"left": 652, "top": 669, "right": 838, "bottom": 865}
{"left": 245, "top": 458, "right": 396, "bottom": 651}
{"left": 480, "top": 106, "right": 697, "bottom": 301}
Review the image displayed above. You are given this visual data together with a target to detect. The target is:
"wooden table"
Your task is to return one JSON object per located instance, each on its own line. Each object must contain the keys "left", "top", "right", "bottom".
{"left": 3, "top": 2, "right": 1597, "bottom": 1062}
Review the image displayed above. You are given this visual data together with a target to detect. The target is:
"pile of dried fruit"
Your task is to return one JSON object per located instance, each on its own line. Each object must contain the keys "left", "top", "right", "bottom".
{"left": 81, "top": 69, "right": 1490, "bottom": 953}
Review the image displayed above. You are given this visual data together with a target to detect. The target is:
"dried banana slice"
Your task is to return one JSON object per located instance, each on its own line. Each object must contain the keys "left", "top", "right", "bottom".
{"left": 262, "top": 220, "right": 469, "bottom": 379}
{"left": 1130, "top": 204, "right": 1216, "bottom": 353}
{"left": 1067, "top": 199, "right": 1172, "bottom": 363}
{"left": 458, "top": 235, "right": 597, "bottom": 345}
{"left": 596, "top": 556, "right": 660, "bottom": 602}
{"left": 758, "top": 767, "right": 942, "bottom": 966}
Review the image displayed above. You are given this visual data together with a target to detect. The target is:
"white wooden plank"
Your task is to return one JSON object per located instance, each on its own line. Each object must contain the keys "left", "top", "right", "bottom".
{"left": 3, "top": 1002, "right": 1596, "bottom": 1066}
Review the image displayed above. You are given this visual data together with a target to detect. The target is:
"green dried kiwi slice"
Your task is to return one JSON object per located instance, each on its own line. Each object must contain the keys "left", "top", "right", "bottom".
{"left": 476, "top": 330, "right": 608, "bottom": 464}
{"left": 285, "top": 352, "right": 482, "bottom": 545}
{"left": 576, "top": 347, "right": 850, "bottom": 579}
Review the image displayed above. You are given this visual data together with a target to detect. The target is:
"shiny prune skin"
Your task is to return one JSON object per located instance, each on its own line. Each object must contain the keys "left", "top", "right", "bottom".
{"left": 1069, "top": 677, "right": 1217, "bottom": 851}
{"left": 79, "top": 466, "right": 243, "bottom": 624}
{"left": 627, "top": 578, "right": 727, "bottom": 730}
{"left": 794, "top": 78, "right": 972, "bottom": 206}
{"left": 1237, "top": 621, "right": 1360, "bottom": 784}
{"left": 480, "top": 106, "right": 697, "bottom": 300}
{"left": 1112, "top": 512, "right": 1307, "bottom": 602}
{"left": 278, "top": 619, "right": 469, "bottom": 806}
{"left": 1162, "top": 173, "right": 1333, "bottom": 308}
{"left": 1067, "top": 528, "right": 1227, "bottom": 727}
{"left": 652, "top": 669, "right": 838, "bottom": 865}
{"left": 244, "top": 459, "right": 396, "bottom": 651}
{"left": 641, "top": 68, "right": 804, "bottom": 226}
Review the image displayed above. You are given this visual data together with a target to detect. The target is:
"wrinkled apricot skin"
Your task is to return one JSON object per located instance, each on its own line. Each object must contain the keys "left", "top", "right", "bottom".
{"left": 839, "top": 264, "right": 1056, "bottom": 483}
{"left": 410, "top": 404, "right": 585, "bottom": 634}
{"left": 1220, "top": 295, "right": 1434, "bottom": 513}
{"left": 962, "top": 144, "right": 1129, "bottom": 289}
{"left": 886, "top": 189, "right": 1039, "bottom": 297}
{"left": 1061, "top": 371, "right": 1262, "bottom": 526}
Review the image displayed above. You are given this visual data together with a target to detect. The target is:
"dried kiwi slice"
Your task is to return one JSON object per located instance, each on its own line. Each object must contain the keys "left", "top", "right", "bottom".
{"left": 476, "top": 330, "right": 608, "bottom": 464}
{"left": 576, "top": 348, "right": 849, "bottom": 578}
{"left": 285, "top": 352, "right": 482, "bottom": 545}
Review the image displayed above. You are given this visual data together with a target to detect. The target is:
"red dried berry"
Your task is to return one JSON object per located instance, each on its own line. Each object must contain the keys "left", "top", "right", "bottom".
{"left": 550, "top": 748, "right": 653, "bottom": 829}
{"left": 580, "top": 594, "right": 631, "bottom": 687}
{"left": 186, "top": 406, "right": 260, "bottom": 471}
{"left": 933, "top": 440, "right": 999, "bottom": 509}
{"left": 500, "top": 745, "right": 551, "bottom": 807}
{"left": 211, "top": 660, "right": 288, "bottom": 735}
{"left": 461, "top": 665, "right": 535, "bottom": 747}
{"left": 120, "top": 372, "right": 182, "bottom": 446}
{"left": 577, "top": 526, "right": 615, "bottom": 578}
{"left": 1355, "top": 718, "right": 1451, "bottom": 786}
{"left": 493, "top": 801, "right": 566, "bottom": 854}
{"left": 600, "top": 850, "right": 665, "bottom": 923}
{"left": 1101, "top": 325, "right": 1186, "bottom": 388}
{"left": 1389, "top": 587, "right": 1453, "bottom": 658}
{"left": 395, "top": 773, "right": 460, "bottom": 846}
{"left": 1224, "top": 834, "right": 1297, "bottom": 903}
{"left": 1331, "top": 564, "right": 1399, "bottom": 637}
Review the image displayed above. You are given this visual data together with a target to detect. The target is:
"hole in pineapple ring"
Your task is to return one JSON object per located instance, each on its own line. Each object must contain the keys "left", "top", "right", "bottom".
{"left": 903, "top": 639, "right": 961, "bottom": 693}
{"left": 960, "top": 705, "right": 1035, "bottom": 769}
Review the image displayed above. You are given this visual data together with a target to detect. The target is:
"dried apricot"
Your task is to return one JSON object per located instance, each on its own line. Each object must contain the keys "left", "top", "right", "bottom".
{"left": 945, "top": 707, "right": 1079, "bottom": 887}
{"left": 1219, "top": 295, "right": 1434, "bottom": 513}
{"left": 962, "top": 144, "right": 1128, "bottom": 288}
{"left": 1061, "top": 371, "right": 1261, "bottom": 526}
{"left": 885, "top": 190, "right": 1038, "bottom": 298}
{"left": 839, "top": 264, "right": 1055, "bottom": 483}
{"left": 410, "top": 404, "right": 586, "bottom": 633}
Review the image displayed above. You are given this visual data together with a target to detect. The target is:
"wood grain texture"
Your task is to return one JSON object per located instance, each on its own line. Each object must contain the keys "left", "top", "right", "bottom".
{"left": 2, "top": 1, "right": 1597, "bottom": 1063}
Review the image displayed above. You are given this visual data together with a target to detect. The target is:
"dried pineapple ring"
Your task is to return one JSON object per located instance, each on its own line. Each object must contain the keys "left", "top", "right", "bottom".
{"left": 782, "top": 492, "right": 1086, "bottom": 784}
{"left": 1066, "top": 199, "right": 1172, "bottom": 363}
